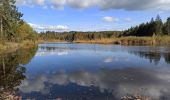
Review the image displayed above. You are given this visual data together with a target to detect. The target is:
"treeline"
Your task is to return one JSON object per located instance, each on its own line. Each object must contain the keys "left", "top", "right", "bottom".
{"left": 123, "top": 15, "right": 170, "bottom": 36}
{"left": 0, "top": 0, "right": 37, "bottom": 43}
{"left": 39, "top": 15, "right": 170, "bottom": 42}
{"left": 39, "top": 31, "right": 122, "bottom": 42}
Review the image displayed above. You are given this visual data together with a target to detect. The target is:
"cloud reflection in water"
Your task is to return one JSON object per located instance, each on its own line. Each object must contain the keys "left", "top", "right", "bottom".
{"left": 19, "top": 67, "right": 170, "bottom": 99}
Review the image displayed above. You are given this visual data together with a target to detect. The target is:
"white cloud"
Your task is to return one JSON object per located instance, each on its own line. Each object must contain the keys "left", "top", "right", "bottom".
{"left": 16, "top": 0, "right": 170, "bottom": 11}
{"left": 124, "top": 18, "right": 132, "bottom": 22}
{"left": 28, "top": 23, "right": 68, "bottom": 31}
{"left": 16, "top": 0, "right": 45, "bottom": 6}
{"left": 67, "top": 0, "right": 98, "bottom": 9}
{"left": 50, "top": 0, "right": 66, "bottom": 10}
{"left": 35, "top": 0, "right": 45, "bottom": 5}
{"left": 103, "top": 16, "right": 119, "bottom": 22}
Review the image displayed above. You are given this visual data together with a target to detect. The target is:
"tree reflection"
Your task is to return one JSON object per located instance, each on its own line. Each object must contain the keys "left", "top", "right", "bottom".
{"left": 0, "top": 46, "right": 38, "bottom": 99}
{"left": 164, "top": 53, "right": 170, "bottom": 64}
{"left": 129, "top": 51, "right": 170, "bottom": 65}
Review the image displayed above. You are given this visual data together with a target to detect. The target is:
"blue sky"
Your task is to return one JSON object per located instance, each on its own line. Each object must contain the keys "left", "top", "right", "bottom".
{"left": 16, "top": 0, "right": 170, "bottom": 32}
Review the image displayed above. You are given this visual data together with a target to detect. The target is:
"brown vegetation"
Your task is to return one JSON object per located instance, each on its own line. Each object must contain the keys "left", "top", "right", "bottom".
{"left": 0, "top": 40, "right": 37, "bottom": 54}
{"left": 73, "top": 36, "right": 170, "bottom": 46}
{"left": 121, "top": 95, "right": 151, "bottom": 100}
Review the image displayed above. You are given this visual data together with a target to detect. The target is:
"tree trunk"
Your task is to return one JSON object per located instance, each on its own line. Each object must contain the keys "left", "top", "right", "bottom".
{"left": 3, "top": 58, "right": 5, "bottom": 75}
{"left": 0, "top": 18, "right": 3, "bottom": 41}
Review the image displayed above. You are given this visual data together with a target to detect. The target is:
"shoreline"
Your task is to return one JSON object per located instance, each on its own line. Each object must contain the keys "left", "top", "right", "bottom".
{"left": 1, "top": 36, "right": 170, "bottom": 54}
{"left": 74, "top": 36, "right": 170, "bottom": 46}
{"left": 40, "top": 36, "right": 170, "bottom": 46}
{"left": 0, "top": 41, "right": 38, "bottom": 54}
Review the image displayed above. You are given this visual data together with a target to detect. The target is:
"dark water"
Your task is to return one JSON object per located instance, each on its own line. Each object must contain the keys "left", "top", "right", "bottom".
{"left": 1, "top": 43, "right": 170, "bottom": 100}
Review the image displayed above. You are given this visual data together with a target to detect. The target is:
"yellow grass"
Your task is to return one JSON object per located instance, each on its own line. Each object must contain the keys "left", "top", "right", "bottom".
{"left": 74, "top": 36, "right": 170, "bottom": 46}
{"left": 0, "top": 40, "right": 37, "bottom": 54}
{"left": 74, "top": 38, "right": 119, "bottom": 44}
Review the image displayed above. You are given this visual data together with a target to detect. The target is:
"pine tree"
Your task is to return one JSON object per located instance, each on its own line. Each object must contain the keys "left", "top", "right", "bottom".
{"left": 163, "top": 17, "right": 170, "bottom": 35}
{"left": 154, "top": 15, "right": 163, "bottom": 35}
{"left": 148, "top": 18, "right": 156, "bottom": 36}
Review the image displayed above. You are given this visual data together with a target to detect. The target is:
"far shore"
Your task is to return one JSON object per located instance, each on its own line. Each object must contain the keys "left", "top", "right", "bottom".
{"left": 39, "top": 36, "right": 170, "bottom": 46}
{"left": 1, "top": 36, "right": 170, "bottom": 54}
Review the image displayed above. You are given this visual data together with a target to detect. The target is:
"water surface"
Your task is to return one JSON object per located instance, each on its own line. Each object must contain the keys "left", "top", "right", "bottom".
{"left": 1, "top": 43, "right": 170, "bottom": 100}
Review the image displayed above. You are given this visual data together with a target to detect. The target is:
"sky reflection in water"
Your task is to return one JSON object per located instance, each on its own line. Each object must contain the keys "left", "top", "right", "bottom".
{"left": 15, "top": 43, "right": 170, "bottom": 99}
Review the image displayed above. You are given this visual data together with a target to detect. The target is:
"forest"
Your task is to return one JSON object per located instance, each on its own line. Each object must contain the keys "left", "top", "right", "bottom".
{"left": 123, "top": 15, "right": 170, "bottom": 36}
{"left": 0, "top": 0, "right": 37, "bottom": 43}
{"left": 39, "top": 31, "right": 122, "bottom": 42}
{"left": 39, "top": 15, "right": 170, "bottom": 42}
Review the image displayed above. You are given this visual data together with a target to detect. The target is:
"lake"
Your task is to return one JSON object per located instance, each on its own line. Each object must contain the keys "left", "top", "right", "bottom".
{"left": 0, "top": 43, "right": 170, "bottom": 100}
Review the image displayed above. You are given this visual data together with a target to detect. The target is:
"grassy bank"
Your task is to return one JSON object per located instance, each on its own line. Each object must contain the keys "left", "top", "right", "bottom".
{"left": 3, "top": 36, "right": 168, "bottom": 52}
{"left": 38, "top": 39, "right": 65, "bottom": 43}
{"left": 73, "top": 36, "right": 170, "bottom": 46}
{"left": 0, "top": 41, "right": 37, "bottom": 54}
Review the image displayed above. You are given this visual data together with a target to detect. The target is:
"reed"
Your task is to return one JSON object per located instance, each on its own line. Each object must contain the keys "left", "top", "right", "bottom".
{"left": 0, "top": 40, "right": 37, "bottom": 53}
{"left": 74, "top": 36, "right": 170, "bottom": 46}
